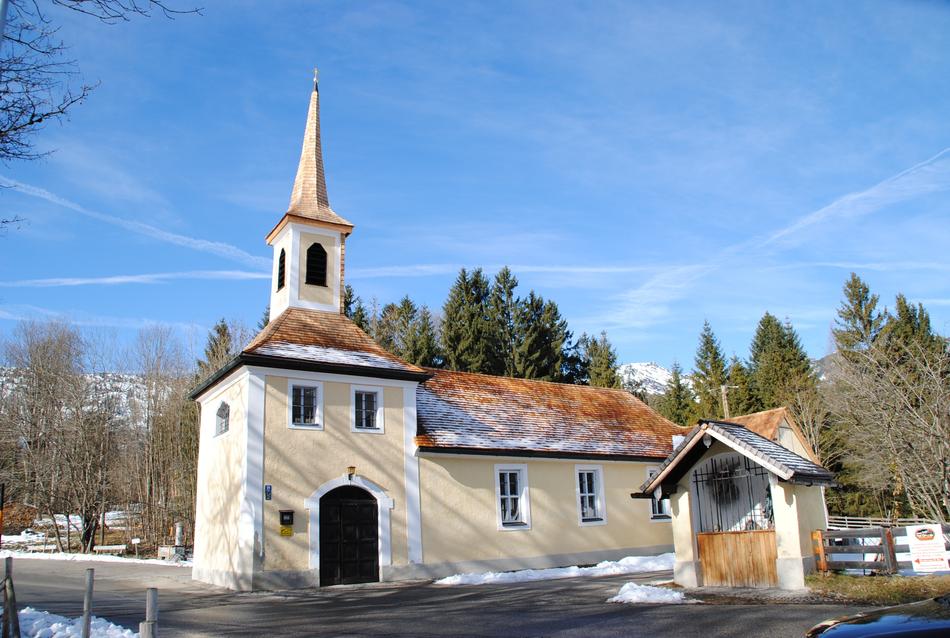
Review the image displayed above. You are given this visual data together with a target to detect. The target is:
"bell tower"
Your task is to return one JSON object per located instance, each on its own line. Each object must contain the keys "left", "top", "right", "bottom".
{"left": 266, "top": 69, "right": 353, "bottom": 319}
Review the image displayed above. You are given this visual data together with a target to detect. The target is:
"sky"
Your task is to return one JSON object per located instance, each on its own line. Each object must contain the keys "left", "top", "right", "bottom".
{"left": 1, "top": 0, "right": 949, "bottom": 370}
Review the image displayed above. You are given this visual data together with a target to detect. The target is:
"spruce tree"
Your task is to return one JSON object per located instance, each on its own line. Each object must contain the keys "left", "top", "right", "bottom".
{"left": 374, "top": 302, "right": 400, "bottom": 354}
{"left": 413, "top": 306, "right": 443, "bottom": 368}
{"left": 440, "top": 268, "right": 494, "bottom": 373}
{"left": 198, "top": 319, "right": 234, "bottom": 378}
{"left": 882, "top": 294, "right": 941, "bottom": 354}
{"left": 725, "top": 356, "right": 755, "bottom": 417}
{"left": 748, "top": 312, "right": 814, "bottom": 409}
{"left": 692, "top": 321, "right": 726, "bottom": 419}
{"left": 342, "top": 284, "right": 371, "bottom": 332}
{"left": 587, "top": 331, "right": 621, "bottom": 388}
{"left": 562, "top": 333, "right": 591, "bottom": 385}
{"left": 833, "top": 273, "right": 884, "bottom": 356}
{"left": 513, "top": 292, "right": 568, "bottom": 381}
{"left": 489, "top": 267, "right": 519, "bottom": 377}
{"left": 657, "top": 362, "right": 697, "bottom": 427}
{"left": 257, "top": 305, "right": 270, "bottom": 331}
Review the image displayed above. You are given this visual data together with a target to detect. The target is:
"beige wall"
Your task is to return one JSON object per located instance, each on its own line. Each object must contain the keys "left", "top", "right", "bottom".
{"left": 418, "top": 455, "right": 672, "bottom": 565}
{"left": 261, "top": 375, "right": 407, "bottom": 572}
{"left": 193, "top": 373, "right": 249, "bottom": 579}
{"left": 297, "top": 231, "right": 338, "bottom": 307}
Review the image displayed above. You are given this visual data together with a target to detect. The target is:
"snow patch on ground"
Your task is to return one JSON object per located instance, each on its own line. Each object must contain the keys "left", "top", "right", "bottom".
{"left": 434, "top": 553, "right": 674, "bottom": 586}
{"left": 607, "top": 582, "right": 695, "bottom": 604}
{"left": 0, "top": 549, "right": 190, "bottom": 567}
{"left": 17, "top": 607, "right": 138, "bottom": 638}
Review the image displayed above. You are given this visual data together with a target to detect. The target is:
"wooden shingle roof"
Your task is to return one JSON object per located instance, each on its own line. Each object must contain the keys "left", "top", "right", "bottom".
{"left": 416, "top": 368, "right": 687, "bottom": 460}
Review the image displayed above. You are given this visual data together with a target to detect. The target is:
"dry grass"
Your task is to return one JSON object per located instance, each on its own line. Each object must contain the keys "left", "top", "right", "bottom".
{"left": 807, "top": 573, "right": 950, "bottom": 605}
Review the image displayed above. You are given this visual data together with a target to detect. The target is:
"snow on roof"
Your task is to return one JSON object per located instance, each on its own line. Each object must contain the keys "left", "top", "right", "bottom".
{"left": 244, "top": 307, "right": 423, "bottom": 375}
{"left": 416, "top": 369, "right": 686, "bottom": 458}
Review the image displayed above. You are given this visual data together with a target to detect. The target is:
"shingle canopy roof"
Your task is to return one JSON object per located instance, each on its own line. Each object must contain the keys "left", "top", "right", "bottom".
{"left": 416, "top": 368, "right": 686, "bottom": 459}
{"left": 637, "top": 419, "right": 836, "bottom": 496}
{"left": 245, "top": 307, "right": 424, "bottom": 375}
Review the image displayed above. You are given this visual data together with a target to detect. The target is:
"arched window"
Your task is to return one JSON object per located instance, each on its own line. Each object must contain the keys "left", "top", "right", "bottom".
{"left": 305, "top": 242, "right": 328, "bottom": 287}
{"left": 216, "top": 402, "right": 230, "bottom": 436}
{"left": 276, "top": 249, "right": 286, "bottom": 291}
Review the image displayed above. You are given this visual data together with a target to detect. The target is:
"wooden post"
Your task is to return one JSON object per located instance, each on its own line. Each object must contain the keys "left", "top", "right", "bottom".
{"left": 812, "top": 530, "right": 827, "bottom": 573}
{"left": 882, "top": 528, "right": 898, "bottom": 574}
{"left": 0, "top": 483, "right": 6, "bottom": 553}
{"left": 81, "top": 568, "right": 94, "bottom": 638}
{"left": 3, "top": 557, "right": 20, "bottom": 638}
{"left": 139, "top": 588, "right": 158, "bottom": 638}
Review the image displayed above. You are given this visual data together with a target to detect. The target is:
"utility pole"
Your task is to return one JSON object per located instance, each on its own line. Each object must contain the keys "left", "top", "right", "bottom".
{"left": 720, "top": 384, "right": 737, "bottom": 419}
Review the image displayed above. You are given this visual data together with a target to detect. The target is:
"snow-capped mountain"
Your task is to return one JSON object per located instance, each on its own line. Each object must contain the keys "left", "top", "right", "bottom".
{"left": 617, "top": 362, "right": 676, "bottom": 395}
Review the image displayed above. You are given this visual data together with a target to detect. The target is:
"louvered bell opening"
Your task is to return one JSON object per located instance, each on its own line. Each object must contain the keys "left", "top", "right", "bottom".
{"left": 277, "top": 248, "right": 286, "bottom": 291}
{"left": 306, "top": 242, "right": 328, "bottom": 286}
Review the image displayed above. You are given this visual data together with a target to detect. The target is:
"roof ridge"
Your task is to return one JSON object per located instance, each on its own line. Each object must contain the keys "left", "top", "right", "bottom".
{"left": 424, "top": 367, "right": 637, "bottom": 395}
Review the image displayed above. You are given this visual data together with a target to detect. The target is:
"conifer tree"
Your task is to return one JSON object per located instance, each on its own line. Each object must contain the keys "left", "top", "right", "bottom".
{"left": 440, "top": 268, "right": 494, "bottom": 373}
{"left": 513, "top": 292, "right": 568, "bottom": 381}
{"left": 882, "top": 294, "right": 941, "bottom": 354}
{"left": 748, "top": 312, "right": 814, "bottom": 410}
{"left": 413, "top": 306, "right": 443, "bottom": 368}
{"left": 489, "top": 267, "right": 519, "bottom": 377}
{"left": 833, "top": 273, "right": 884, "bottom": 356}
{"left": 197, "top": 319, "right": 234, "bottom": 378}
{"left": 692, "top": 321, "right": 726, "bottom": 419}
{"left": 587, "top": 331, "right": 621, "bottom": 388}
{"left": 343, "top": 284, "right": 371, "bottom": 332}
{"left": 374, "top": 302, "right": 400, "bottom": 354}
{"left": 257, "top": 305, "right": 270, "bottom": 331}
{"left": 725, "top": 356, "right": 755, "bottom": 417}
{"left": 656, "top": 362, "right": 697, "bottom": 427}
{"left": 562, "top": 333, "right": 591, "bottom": 385}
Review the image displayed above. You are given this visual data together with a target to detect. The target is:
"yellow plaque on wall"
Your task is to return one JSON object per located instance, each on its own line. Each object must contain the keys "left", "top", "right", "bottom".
{"left": 279, "top": 525, "right": 293, "bottom": 537}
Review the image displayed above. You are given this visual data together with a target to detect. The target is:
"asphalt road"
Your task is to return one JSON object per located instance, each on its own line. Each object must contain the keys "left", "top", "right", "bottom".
{"left": 7, "top": 558, "right": 869, "bottom": 637}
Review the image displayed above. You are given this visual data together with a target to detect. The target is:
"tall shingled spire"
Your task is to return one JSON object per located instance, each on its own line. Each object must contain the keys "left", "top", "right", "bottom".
{"left": 285, "top": 68, "right": 353, "bottom": 229}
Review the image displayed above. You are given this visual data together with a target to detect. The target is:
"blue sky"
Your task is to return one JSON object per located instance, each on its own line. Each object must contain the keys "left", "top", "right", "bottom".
{"left": 1, "top": 0, "right": 949, "bottom": 369}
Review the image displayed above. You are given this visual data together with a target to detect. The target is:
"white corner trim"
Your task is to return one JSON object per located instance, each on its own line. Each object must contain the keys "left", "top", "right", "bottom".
{"left": 494, "top": 463, "right": 531, "bottom": 531}
{"left": 287, "top": 378, "right": 325, "bottom": 430}
{"left": 239, "top": 371, "right": 266, "bottom": 569}
{"left": 304, "top": 474, "right": 395, "bottom": 571}
{"left": 574, "top": 464, "right": 607, "bottom": 527}
{"left": 350, "top": 384, "right": 385, "bottom": 434}
{"left": 403, "top": 384, "right": 423, "bottom": 563}
{"left": 288, "top": 224, "right": 341, "bottom": 314}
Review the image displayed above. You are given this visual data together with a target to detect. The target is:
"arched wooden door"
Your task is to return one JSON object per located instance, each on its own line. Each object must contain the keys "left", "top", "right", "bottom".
{"left": 319, "top": 486, "right": 379, "bottom": 586}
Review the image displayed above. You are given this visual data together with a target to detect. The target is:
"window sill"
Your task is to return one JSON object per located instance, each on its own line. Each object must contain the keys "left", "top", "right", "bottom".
{"left": 289, "top": 423, "right": 323, "bottom": 431}
{"left": 351, "top": 426, "right": 385, "bottom": 435}
{"left": 579, "top": 517, "right": 607, "bottom": 527}
{"left": 650, "top": 515, "right": 672, "bottom": 522}
{"left": 499, "top": 521, "right": 530, "bottom": 531}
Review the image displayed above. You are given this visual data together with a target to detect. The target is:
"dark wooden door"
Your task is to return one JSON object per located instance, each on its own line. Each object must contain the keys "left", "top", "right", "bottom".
{"left": 319, "top": 486, "right": 379, "bottom": 586}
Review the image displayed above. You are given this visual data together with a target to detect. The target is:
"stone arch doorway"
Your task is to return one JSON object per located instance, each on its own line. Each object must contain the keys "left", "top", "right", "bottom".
{"left": 318, "top": 486, "right": 379, "bottom": 586}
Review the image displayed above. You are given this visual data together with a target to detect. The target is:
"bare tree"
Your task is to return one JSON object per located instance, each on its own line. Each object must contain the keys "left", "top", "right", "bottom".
{"left": 0, "top": 0, "right": 199, "bottom": 164}
{"left": 828, "top": 340, "right": 950, "bottom": 522}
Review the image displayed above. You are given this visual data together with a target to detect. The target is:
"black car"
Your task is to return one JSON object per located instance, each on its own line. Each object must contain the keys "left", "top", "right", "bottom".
{"left": 806, "top": 594, "right": 950, "bottom": 637}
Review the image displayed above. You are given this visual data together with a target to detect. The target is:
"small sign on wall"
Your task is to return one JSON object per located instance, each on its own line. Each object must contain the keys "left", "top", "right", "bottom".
{"left": 906, "top": 524, "right": 950, "bottom": 573}
{"left": 279, "top": 525, "right": 293, "bottom": 537}
{"left": 265, "top": 484, "right": 272, "bottom": 501}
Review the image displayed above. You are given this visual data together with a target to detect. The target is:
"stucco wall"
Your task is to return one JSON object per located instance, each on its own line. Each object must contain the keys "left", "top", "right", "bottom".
{"left": 296, "top": 231, "right": 338, "bottom": 307}
{"left": 417, "top": 455, "right": 672, "bottom": 565}
{"left": 268, "top": 230, "right": 292, "bottom": 317}
{"left": 193, "top": 373, "right": 249, "bottom": 580}
{"left": 261, "top": 375, "right": 407, "bottom": 572}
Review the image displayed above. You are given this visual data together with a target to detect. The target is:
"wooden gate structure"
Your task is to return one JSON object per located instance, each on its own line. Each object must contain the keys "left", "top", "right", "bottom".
{"left": 692, "top": 453, "right": 778, "bottom": 587}
{"left": 698, "top": 530, "right": 778, "bottom": 587}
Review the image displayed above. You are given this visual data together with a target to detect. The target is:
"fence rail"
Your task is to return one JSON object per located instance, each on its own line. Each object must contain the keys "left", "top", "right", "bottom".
{"left": 826, "top": 515, "right": 937, "bottom": 529}
{"left": 813, "top": 524, "right": 950, "bottom": 574}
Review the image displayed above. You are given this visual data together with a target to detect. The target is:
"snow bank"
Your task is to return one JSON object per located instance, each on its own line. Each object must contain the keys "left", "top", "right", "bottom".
{"left": 17, "top": 607, "right": 138, "bottom": 638}
{"left": 434, "top": 553, "right": 674, "bottom": 586}
{"left": 607, "top": 582, "right": 695, "bottom": 604}
{"left": 0, "top": 549, "right": 190, "bottom": 567}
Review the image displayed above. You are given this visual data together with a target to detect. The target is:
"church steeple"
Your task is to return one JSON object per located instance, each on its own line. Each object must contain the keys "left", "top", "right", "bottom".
{"left": 267, "top": 72, "right": 351, "bottom": 320}
{"left": 283, "top": 68, "right": 353, "bottom": 230}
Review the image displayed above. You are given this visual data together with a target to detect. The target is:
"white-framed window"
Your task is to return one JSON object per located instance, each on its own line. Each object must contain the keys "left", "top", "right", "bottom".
{"left": 351, "top": 385, "right": 384, "bottom": 433}
{"left": 647, "top": 466, "right": 671, "bottom": 520}
{"left": 575, "top": 464, "right": 607, "bottom": 526}
{"left": 288, "top": 380, "right": 324, "bottom": 429}
{"left": 494, "top": 464, "right": 530, "bottom": 530}
{"left": 215, "top": 401, "right": 230, "bottom": 436}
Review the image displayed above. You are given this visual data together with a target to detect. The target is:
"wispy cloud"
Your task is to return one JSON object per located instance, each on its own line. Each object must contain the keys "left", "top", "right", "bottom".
{"left": 0, "top": 177, "right": 270, "bottom": 270}
{"left": 591, "top": 265, "right": 714, "bottom": 330}
{"left": 348, "top": 262, "right": 663, "bottom": 279}
{"left": 759, "top": 147, "right": 950, "bottom": 248}
{"left": 778, "top": 260, "right": 950, "bottom": 273}
{"left": 0, "top": 270, "right": 269, "bottom": 288}
{"left": 0, "top": 304, "right": 204, "bottom": 332}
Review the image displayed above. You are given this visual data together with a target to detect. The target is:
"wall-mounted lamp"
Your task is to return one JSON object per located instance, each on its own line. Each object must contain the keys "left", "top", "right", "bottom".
{"left": 702, "top": 433, "right": 713, "bottom": 448}
{"left": 347, "top": 465, "right": 356, "bottom": 481}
